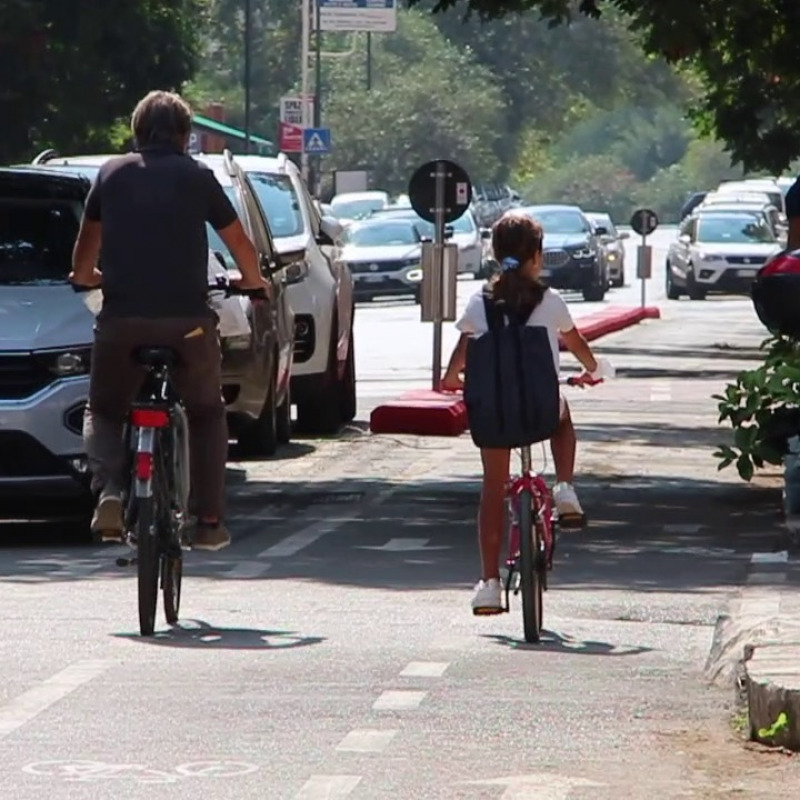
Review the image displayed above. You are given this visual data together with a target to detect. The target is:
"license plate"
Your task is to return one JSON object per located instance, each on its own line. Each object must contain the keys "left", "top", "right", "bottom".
{"left": 540, "top": 269, "right": 551, "bottom": 278}
{"left": 361, "top": 274, "right": 385, "bottom": 283}
{"left": 737, "top": 269, "right": 757, "bottom": 277}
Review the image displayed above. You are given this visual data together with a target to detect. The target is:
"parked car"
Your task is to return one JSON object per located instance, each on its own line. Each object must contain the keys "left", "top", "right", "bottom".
{"left": 518, "top": 204, "right": 609, "bottom": 301}
{"left": 341, "top": 217, "right": 424, "bottom": 302}
{"left": 329, "top": 190, "right": 389, "bottom": 226}
{"left": 716, "top": 179, "right": 786, "bottom": 216}
{"left": 25, "top": 150, "right": 302, "bottom": 459}
{"left": 585, "top": 211, "right": 629, "bottom": 287}
{"left": 665, "top": 208, "right": 782, "bottom": 300}
{"left": 234, "top": 153, "right": 356, "bottom": 434}
{"left": 368, "top": 207, "right": 484, "bottom": 276}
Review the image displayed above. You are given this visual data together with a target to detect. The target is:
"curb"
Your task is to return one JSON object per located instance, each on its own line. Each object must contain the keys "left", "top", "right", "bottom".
{"left": 369, "top": 305, "right": 662, "bottom": 436}
{"left": 558, "top": 305, "right": 661, "bottom": 351}
{"left": 704, "top": 549, "right": 800, "bottom": 751}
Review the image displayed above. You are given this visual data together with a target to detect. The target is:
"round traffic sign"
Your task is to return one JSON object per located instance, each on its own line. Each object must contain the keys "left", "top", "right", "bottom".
{"left": 630, "top": 208, "right": 659, "bottom": 236}
{"left": 408, "top": 159, "right": 472, "bottom": 224}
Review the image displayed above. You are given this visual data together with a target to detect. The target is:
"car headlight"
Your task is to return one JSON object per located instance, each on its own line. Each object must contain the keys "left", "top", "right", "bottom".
{"left": 606, "top": 252, "right": 618, "bottom": 261}
{"left": 401, "top": 257, "right": 421, "bottom": 267}
{"left": 570, "top": 247, "right": 594, "bottom": 260}
{"left": 42, "top": 348, "right": 92, "bottom": 377}
{"left": 698, "top": 253, "right": 722, "bottom": 262}
{"left": 406, "top": 268, "right": 423, "bottom": 282}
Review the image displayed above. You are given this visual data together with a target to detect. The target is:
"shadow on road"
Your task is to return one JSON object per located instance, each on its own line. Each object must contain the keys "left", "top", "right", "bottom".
{"left": 114, "top": 619, "right": 325, "bottom": 651}
{"left": 482, "top": 631, "right": 653, "bottom": 656}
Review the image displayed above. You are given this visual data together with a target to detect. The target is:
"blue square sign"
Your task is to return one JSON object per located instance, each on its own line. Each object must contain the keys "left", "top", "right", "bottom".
{"left": 303, "top": 127, "right": 332, "bottom": 154}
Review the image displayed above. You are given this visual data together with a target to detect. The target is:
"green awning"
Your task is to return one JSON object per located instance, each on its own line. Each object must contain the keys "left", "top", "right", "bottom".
{"left": 192, "top": 114, "right": 273, "bottom": 150}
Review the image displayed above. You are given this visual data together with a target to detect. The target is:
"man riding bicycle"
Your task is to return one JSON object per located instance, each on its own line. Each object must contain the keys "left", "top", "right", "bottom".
{"left": 69, "top": 90, "right": 268, "bottom": 551}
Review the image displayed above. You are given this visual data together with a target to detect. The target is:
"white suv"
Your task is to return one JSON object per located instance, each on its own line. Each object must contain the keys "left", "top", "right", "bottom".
{"left": 235, "top": 155, "right": 355, "bottom": 434}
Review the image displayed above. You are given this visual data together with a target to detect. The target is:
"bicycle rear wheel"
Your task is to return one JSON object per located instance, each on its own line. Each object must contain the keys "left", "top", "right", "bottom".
{"left": 518, "top": 488, "right": 544, "bottom": 643}
{"left": 136, "top": 494, "right": 159, "bottom": 636}
{"left": 162, "top": 552, "right": 182, "bottom": 625}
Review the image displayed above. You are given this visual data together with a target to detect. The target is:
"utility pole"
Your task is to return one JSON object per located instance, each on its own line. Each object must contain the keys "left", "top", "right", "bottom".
{"left": 366, "top": 32, "right": 372, "bottom": 90}
{"left": 244, "top": 0, "right": 252, "bottom": 153}
{"left": 313, "top": 0, "right": 323, "bottom": 196}
{"left": 300, "top": 0, "right": 311, "bottom": 183}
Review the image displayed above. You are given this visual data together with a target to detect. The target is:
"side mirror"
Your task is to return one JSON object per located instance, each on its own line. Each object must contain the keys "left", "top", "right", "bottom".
{"left": 316, "top": 215, "right": 343, "bottom": 247}
{"left": 618, "top": 231, "right": 630, "bottom": 240}
{"left": 594, "top": 226, "right": 608, "bottom": 237}
{"left": 679, "top": 234, "right": 691, "bottom": 244}
{"left": 480, "top": 228, "right": 492, "bottom": 240}
{"left": 277, "top": 247, "right": 307, "bottom": 269}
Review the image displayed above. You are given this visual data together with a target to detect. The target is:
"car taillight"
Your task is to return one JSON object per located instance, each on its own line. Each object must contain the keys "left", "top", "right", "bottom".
{"left": 760, "top": 250, "right": 800, "bottom": 277}
{"left": 131, "top": 408, "right": 169, "bottom": 428}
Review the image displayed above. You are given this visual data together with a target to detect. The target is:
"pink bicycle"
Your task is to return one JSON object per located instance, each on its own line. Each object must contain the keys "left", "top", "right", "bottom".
{"left": 502, "top": 375, "right": 602, "bottom": 643}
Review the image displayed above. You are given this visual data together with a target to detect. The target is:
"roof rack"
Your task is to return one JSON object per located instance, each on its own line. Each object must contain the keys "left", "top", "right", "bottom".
{"left": 32, "top": 149, "right": 59, "bottom": 165}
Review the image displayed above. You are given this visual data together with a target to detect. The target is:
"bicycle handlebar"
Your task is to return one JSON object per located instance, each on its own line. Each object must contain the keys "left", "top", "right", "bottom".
{"left": 69, "top": 277, "right": 268, "bottom": 301}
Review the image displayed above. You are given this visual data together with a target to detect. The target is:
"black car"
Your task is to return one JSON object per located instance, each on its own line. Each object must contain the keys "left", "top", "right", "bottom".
{"left": 518, "top": 204, "right": 609, "bottom": 301}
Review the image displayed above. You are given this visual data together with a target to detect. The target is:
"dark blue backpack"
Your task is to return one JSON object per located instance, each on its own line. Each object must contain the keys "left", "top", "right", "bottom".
{"left": 463, "top": 293, "right": 560, "bottom": 449}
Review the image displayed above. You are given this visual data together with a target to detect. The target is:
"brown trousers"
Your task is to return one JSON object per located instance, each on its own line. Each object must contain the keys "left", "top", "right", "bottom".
{"left": 83, "top": 316, "right": 228, "bottom": 519}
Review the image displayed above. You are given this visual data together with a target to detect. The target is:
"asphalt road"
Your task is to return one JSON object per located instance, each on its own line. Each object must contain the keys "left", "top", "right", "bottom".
{"left": 2, "top": 227, "right": 799, "bottom": 798}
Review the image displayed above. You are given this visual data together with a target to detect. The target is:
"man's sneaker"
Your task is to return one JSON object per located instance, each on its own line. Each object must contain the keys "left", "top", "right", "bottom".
{"left": 471, "top": 578, "right": 504, "bottom": 615}
{"left": 188, "top": 520, "right": 231, "bottom": 552}
{"left": 553, "top": 482, "right": 585, "bottom": 529}
{"left": 91, "top": 494, "right": 124, "bottom": 542}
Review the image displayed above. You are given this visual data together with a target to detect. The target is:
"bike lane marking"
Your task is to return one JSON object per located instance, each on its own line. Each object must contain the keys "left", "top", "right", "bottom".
{"left": 0, "top": 660, "right": 111, "bottom": 739}
{"left": 335, "top": 729, "right": 398, "bottom": 753}
{"left": 293, "top": 774, "right": 362, "bottom": 799}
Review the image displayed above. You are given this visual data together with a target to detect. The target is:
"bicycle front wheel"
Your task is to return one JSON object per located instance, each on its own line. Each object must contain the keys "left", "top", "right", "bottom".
{"left": 162, "top": 551, "right": 182, "bottom": 625}
{"left": 518, "top": 488, "right": 544, "bottom": 643}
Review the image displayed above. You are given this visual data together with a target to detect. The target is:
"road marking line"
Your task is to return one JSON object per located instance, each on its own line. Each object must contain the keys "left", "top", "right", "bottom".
{"left": 751, "top": 551, "right": 789, "bottom": 564}
{"left": 399, "top": 661, "right": 449, "bottom": 678}
{"left": 258, "top": 519, "right": 353, "bottom": 558}
{"left": 0, "top": 660, "right": 111, "bottom": 739}
{"left": 225, "top": 561, "right": 272, "bottom": 579}
{"left": 293, "top": 775, "right": 362, "bottom": 799}
{"left": 372, "top": 690, "right": 427, "bottom": 710}
{"left": 229, "top": 513, "right": 284, "bottom": 522}
{"left": 335, "top": 729, "right": 397, "bottom": 753}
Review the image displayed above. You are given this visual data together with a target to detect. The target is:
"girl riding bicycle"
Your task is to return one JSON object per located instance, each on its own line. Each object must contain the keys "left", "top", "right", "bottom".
{"left": 442, "top": 210, "right": 607, "bottom": 613}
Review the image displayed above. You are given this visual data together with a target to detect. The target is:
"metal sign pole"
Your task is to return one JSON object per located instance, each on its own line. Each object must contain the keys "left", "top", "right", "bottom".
{"left": 432, "top": 161, "right": 446, "bottom": 391}
{"left": 300, "top": 0, "right": 310, "bottom": 184}
{"left": 640, "top": 230, "right": 647, "bottom": 309}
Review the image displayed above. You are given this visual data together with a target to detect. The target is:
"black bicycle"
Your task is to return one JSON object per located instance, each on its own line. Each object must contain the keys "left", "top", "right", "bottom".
{"left": 72, "top": 277, "right": 265, "bottom": 636}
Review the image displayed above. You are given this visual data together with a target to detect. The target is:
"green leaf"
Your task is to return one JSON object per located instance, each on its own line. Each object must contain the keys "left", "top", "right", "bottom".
{"left": 758, "top": 711, "right": 789, "bottom": 740}
{"left": 737, "top": 454, "right": 755, "bottom": 482}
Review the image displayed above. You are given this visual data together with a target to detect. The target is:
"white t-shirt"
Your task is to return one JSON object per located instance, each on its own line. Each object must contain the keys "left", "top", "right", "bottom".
{"left": 455, "top": 288, "right": 575, "bottom": 373}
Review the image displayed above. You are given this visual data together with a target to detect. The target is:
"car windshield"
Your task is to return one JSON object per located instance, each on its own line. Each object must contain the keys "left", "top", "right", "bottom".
{"left": 588, "top": 214, "right": 615, "bottom": 234}
{"left": 527, "top": 209, "right": 589, "bottom": 234}
{"left": 247, "top": 172, "right": 304, "bottom": 238}
{"left": 696, "top": 215, "right": 776, "bottom": 244}
{"left": 374, "top": 211, "right": 475, "bottom": 236}
{"left": 345, "top": 221, "right": 420, "bottom": 247}
{"left": 331, "top": 196, "right": 385, "bottom": 220}
{"left": 0, "top": 200, "right": 81, "bottom": 285}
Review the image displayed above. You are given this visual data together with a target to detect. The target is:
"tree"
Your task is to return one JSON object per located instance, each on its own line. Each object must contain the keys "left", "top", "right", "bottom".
{"left": 321, "top": 11, "right": 504, "bottom": 190}
{"left": 0, "top": 0, "right": 205, "bottom": 164}
{"left": 408, "top": 0, "right": 800, "bottom": 173}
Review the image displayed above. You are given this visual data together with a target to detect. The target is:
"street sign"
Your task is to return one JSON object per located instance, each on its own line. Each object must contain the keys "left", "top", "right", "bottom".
{"left": 315, "top": 0, "right": 397, "bottom": 33}
{"left": 630, "top": 208, "right": 659, "bottom": 237}
{"left": 279, "top": 95, "right": 314, "bottom": 126}
{"left": 303, "top": 127, "right": 332, "bottom": 154}
{"left": 278, "top": 122, "right": 304, "bottom": 153}
{"left": 637, "top": 244, "right": 653, "bottom": 280}
{"left": 408, "top": 159, "right": 472, "bottom": 224}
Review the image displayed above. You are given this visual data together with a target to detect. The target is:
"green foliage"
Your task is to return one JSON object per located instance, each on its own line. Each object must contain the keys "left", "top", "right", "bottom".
{"left": 411, "top": 0, "right": 800, "bottom": 173}
{"left": 522, "top": 155, "right": 639, "bottom": 221}
{"left": 713, "top": 336, "right": 800, "bottom": 482}
{"left": 0, "top": 0, "right": 206, "bottom": 164}
{"left": 321, "top": 11, "right": 504, "bottom": 189}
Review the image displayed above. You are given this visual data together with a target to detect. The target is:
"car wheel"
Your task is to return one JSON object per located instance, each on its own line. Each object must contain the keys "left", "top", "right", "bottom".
{"left": 238, "top": 362, "right": 278, "bottom": 457}
{"left": 666, "top": 261, "right": 681, "bottom": 300}
{"left": 338, "top": 322, "right": 357, "bottom": 424}
{"left": 296, "top": 329, "right": 342, "bottom": 435}
{"left": 276, "top": 379, "right": 292, "bottom": 444}
{"left": 582, "top": 280, "right": 606, "bottom": 302}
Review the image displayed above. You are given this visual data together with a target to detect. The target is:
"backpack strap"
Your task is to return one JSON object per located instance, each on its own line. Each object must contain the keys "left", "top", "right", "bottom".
{"left": 481, "top": 294, "right": 506, "bottom": 434}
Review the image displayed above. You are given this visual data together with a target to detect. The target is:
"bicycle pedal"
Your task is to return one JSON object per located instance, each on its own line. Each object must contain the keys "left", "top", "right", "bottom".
{"left": 115, "top": 557, "right": 137, "bottom": 568}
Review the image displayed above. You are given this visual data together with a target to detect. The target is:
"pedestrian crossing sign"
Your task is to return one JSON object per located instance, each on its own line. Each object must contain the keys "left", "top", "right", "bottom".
{"left": 303, "top": 127, "right": 332, "bottom": 154}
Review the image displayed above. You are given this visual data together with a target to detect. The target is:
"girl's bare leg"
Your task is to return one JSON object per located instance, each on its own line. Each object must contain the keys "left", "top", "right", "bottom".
{"left": 478, "top": 448, "right": 510, "bottom": 580}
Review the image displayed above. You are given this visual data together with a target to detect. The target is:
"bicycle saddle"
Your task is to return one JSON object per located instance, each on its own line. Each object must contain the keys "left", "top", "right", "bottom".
{"left": 132, "top": 347, "right": 180, "bottom": 368}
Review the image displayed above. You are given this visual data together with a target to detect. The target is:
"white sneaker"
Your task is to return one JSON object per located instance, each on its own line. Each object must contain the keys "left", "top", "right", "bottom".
{"left": 553, "top": 482, "right": 585, "bottom": 528}
{"left": 471, "top": 578, "right": 503, "bottom": 615}
{"left": 91, "top": 493, "right": 124, "bottom": 541}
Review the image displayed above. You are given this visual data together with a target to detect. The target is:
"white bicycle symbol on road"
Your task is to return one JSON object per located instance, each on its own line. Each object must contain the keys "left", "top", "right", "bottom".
{"left": 23, "top": 759, "right": 259, "bottom": 784}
